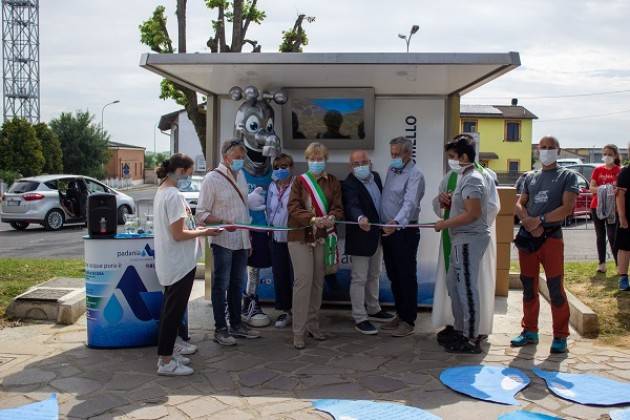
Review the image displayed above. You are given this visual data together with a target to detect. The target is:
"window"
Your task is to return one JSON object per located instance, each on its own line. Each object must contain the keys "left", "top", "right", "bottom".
{"left": 85, "top": 179, "right": 107, "bottom": 194}
{"left": 505, "top": 121, "right": 521, "bottom": 141}
{"left": 8, "top": 180, "right": 39, "bottom": 193}
{"left": 462, "top": 119, "right": 478, "bottom": 133}
{"left": 508, "top": 160, "right": 520, "bottom": 173}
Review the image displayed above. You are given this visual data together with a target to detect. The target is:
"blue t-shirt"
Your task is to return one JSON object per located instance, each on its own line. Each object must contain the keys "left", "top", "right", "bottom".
{"left": 243, "top": 169, "right": 272, "bottom": 225}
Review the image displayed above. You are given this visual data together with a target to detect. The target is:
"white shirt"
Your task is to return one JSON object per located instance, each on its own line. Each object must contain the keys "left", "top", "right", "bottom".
{"left": 266, "top": 178, "right": 294, "bottom": 242}
{"left": 195, "top": 163, "right": 251, "bottom": 250}
{"left": 153, "top": 186, "right": 200, "bottom": 286}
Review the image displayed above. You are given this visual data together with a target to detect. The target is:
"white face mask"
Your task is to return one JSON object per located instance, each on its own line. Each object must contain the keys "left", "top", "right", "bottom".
{"left": 448, "top": 159, "right": 462, "bottom": 172}
{"left": 602, "top": 155, "right": 615, "bottom": 165}
{"left": 539, "top": 149, "right": 558, "bottom": 166}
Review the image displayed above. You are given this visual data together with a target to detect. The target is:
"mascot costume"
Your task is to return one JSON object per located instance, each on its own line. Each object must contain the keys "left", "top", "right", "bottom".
{"left": 228, "top": 85, "right": 288, "bottom": 327}
{"left": 431, "top": 139, "right": 500, "bottom": 339}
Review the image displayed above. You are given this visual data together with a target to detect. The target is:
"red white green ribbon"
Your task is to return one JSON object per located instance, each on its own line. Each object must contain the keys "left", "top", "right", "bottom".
{"left": 206, "top": 221, "right": 436, "bottom": 232}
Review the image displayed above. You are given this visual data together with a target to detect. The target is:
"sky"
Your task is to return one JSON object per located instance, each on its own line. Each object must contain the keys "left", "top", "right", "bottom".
{"left": 27, "top": 0, "right": 630, "bottom": 152}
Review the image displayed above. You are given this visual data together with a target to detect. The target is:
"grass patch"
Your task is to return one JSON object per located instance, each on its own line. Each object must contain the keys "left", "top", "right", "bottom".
{"left": 0, "top": 258, "right": 84, "bottom": 320}
{"left": 511, "top": 260, "right": 630, "bottom": 346}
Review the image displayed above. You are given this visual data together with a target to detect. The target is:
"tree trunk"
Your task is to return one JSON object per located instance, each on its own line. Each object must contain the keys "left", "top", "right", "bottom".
{"left": 231, "top": 0, "right": 244, "bottom": 52}
{"left": 176, "top": 0, "right": 187, "bottom": 53}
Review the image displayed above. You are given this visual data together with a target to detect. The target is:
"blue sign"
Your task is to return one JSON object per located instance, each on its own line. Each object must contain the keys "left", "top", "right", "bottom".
{"left": 122, "top": 163, "right": 130, "bottom": 177}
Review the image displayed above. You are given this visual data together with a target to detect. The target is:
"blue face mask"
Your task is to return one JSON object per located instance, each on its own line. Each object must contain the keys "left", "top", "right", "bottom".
{"left": 176, "top": 175, "right": 192, "bottom": 191}
{"left": 353, "top": 165, "right": 371, "bottom": 180}
{"left": 308, "top": 161, "right": 326, "bottom": 175}
{"left": 272, "top": 168, "right": 290, "bottom": 181}
{"left": 230, "top": 159, "right": 244, "bottom": 172}
{"left": 390, "top": 157, "right": 404, "bottom": 169}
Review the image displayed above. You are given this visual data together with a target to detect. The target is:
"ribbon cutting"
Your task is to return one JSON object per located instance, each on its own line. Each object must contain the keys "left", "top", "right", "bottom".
{"left": 206, "top": 221, "right": 436, "bottom": 232}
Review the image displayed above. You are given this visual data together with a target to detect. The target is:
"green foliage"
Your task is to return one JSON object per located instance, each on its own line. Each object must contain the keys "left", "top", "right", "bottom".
{"left": 49, "top": 111, "right": 111, "bottom": 179}
{"left": 0, "top": 169, "right": 21, "bottom": 186}
{"left": 145, "top": 151, "right": 171, "bottom": 169}
{"left": 0, "top": 118, "right": 44, "bottom": 177}
{"left": 279, "top": 15, "right": 315, "bottom": 53}
{"left": 160, "top": 79, "right": 188, "bottom": 106}
{"left": 205, "top": 0, "right": 266, "bottom": 25}
{"left": 34, "top": 123, "right": 63, "bottom": 174}
{"left": 139, "top": 5, "right": 174, "bottom": 53}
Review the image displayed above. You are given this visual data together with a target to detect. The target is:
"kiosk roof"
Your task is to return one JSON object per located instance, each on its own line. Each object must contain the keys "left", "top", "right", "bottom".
{"left": 140, "top": 52, "right": 520, "bottom": 96}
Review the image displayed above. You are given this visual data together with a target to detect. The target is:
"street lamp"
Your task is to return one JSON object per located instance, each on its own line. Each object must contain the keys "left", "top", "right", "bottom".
{"left": 398, "top": 24, "right": 420, "bottom": 53}
{"left": 101, "top": 100, "right": 120, "bottom": 135}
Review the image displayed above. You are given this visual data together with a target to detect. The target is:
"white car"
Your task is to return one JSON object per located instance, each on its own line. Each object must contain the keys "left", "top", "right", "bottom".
{"left": 557, "top": 158, "right": 583, "bottom": 167}
{"left": 178, "top": 175, "right": 203, "bottom": 215}
{"left": 1, "top": 175, "right": 136, "bottom": 231}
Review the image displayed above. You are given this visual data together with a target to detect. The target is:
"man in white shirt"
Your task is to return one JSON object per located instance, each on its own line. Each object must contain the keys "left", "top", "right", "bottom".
{"left": 196, "top": 140, "right": 260, "bottom": 345}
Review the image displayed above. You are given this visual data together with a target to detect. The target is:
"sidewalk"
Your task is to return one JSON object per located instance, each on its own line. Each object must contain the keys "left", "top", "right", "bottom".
{"left": 0, "top": 285, "right": 629, "bottom": 419}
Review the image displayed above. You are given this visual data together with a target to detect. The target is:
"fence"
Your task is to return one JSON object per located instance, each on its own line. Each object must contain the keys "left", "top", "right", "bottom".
{"left": 102, "top": 178, "right": 135, "bottom": 190}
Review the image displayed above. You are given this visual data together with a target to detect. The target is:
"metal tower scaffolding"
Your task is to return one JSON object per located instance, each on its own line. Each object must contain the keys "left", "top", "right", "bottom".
{"left": 2, "top": 0, "right": 39, "bottom": 123}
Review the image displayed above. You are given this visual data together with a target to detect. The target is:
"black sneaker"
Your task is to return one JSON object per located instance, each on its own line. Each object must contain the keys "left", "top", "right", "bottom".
{"left": 437, "top": 325, "right": 459, "bottom": 346}
{"left": 368, "top": 310, "right": 395, "bottom": 323}
{"left": 445, "top": 335, "right": 482, "bottom": 354}
{"left": 214, "top": 327, "right": 237, "bottom": 346}
{"left": 241, "top": 294, "right": 271, "bottom": 327}
{"left": 355, "top": 320, "right": 378, "bottom": 335}
{"left": 229, "top": 323, "right": 261, "bottom": 339}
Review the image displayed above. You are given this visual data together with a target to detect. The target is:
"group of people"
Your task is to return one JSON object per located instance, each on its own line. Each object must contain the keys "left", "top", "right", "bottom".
{"left": 150, "top": 133, "right": 585, "bottom": 376}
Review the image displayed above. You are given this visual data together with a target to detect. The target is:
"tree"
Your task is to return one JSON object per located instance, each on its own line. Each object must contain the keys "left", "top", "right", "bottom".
{"left": 145, "top": 151, "right": 171, "bottom": 169}
{"left": 49, "top": 111, "right": 111, "bottom": 179}
{"left": 0, "top": 118, "right": 44, "bottom": 177}
{"left": 34, "top": 123, "right": 64, "bottom": 174}
{"left": 140, "top": 2, "right": 312, "bottom": 156}
{"left": 279, "top": 14, "right": 315, "bottom": 52}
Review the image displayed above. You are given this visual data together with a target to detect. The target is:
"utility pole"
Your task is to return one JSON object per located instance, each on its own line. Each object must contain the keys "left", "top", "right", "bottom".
{"left": 398, "top": 25, "right": 420, "bottom": 53}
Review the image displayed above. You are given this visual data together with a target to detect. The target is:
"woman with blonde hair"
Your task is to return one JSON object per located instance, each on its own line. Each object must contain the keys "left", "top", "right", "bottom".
{"left": 287, "top": 142, "right": 344, "bottom": 349}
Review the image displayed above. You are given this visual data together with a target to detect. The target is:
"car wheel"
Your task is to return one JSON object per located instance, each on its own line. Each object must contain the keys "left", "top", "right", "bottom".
{"left": 44, "top": 209, "right": 65, "bottom": 231}
{"left": 118, "top": 205, "right": 131, "bottom": 225}
{"left": 9, "top": 221, "right": 29, "bottom": 231}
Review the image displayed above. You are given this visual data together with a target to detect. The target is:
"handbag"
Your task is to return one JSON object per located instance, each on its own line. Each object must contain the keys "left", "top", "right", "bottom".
{"left": 513, "top": 225, "right": 560, "bottom": 254}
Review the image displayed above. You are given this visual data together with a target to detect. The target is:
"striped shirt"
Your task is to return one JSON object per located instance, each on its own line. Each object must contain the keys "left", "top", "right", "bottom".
{"left": 195, "top": 163, "right": 251, "bottom": 250}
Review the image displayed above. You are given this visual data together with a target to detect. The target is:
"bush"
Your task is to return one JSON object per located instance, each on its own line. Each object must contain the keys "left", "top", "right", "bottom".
{"left": 0, "top": 169, "right": 22, "bottom": 187}
{"left": 0, "top": 118, "right": 44, "bottom": 177}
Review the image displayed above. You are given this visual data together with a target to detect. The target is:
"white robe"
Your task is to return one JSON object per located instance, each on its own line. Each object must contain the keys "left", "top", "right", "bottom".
{"left": 431, "top": 168, "right": 500, "bottom": 336}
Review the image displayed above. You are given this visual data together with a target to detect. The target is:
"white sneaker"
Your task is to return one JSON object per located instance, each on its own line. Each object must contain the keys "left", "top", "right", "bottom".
{"left": 275, "top": 313, "right": 292, "bottom": 328}
{"left": 156, "top": 354, "right": 190, "bottom": 369}
{"left": 597, "top": 263, "right": 607, "bottom": 273}
{"left": 174, "top": 337, "right": 197, "bottom": 355}
{"left": 157, "top": 358, "right": 194, "bottom": 376}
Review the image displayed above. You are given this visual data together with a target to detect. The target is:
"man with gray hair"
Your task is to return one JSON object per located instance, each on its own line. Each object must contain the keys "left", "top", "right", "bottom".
{"left": 196, "top": 139, "right": 262, "bottom": 346}
{"left": 380, "top": 136, "right": 425, "bottom": 337}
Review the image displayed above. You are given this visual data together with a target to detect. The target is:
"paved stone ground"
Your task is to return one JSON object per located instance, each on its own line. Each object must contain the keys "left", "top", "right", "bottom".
{"left": 1, "top": 283, "right": 629, "bottom": 419}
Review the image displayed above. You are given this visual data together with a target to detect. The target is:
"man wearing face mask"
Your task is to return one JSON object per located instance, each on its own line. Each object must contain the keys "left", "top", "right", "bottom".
{"left": 511, "top": 136, "right": 579, "bottom": 354}
{"left": 196, "top": 140, "right": 261, "bottom": 346}
{"left": 380, "top": 137, "right": 426, "bottom": 337}
{"left": 342, "top": 150, "right": 395, "bottom": 335}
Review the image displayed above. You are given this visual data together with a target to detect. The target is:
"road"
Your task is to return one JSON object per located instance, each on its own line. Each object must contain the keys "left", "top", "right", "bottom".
{"left": 1, "top": 187, "right": 605, "bottom": 261}
{"left": 0, "top": 186, "right": 158, "bottom": 259}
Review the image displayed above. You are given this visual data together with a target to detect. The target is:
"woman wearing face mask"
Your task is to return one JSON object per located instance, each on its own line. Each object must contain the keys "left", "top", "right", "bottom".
{"left": 154, "top": 154, "right": 223, "bottom": 376}
{"left": 589, "top": 144, "right": 621, "bottom": 273}
{"left": 287, "top": 142, "right": 344, "bottom": 349}
{"left": 266, "top": 153, "right": 296, "bottom": 328}
{"left": 434, "top": 136, "right": 491, "bottom": 354}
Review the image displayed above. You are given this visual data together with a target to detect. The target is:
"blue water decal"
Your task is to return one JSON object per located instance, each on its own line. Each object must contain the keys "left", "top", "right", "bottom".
{"left": 116, "top": 265, "right": 154, "bottom": 321}
{"left": 312, "top": 98, "right": 364, "bottom": 114}
{"left": 144, "top": 243, "right": 154, "bottom": 257}
{"left": 533, "top": 368, "right": 630, "bottom": 406}
{"left": 103, "top": 293, "right": 123, "bottom": 324}
{"left": 313, "top": 399, "right": 441, "bottom": 420}
{"left": 440, "top": 365, "right": 530, "bottom": 405}
{"left": 611, "top": 407, "right": 630, "bottom": 420}
{"left": 0, "top": 393, "right": 58, "bottom": 420}
{"left": 140, "top": 291, "right": 163, "bottom": 320}
{"left": 499, "top": 410, "right": 561, "bottom": 419}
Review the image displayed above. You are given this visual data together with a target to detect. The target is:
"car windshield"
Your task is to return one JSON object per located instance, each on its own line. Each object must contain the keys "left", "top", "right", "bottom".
{"left": 179, "top": 178, "right": 201, "bottom": 192}
{"left": 8, "top": 180, "right": 39, "bottom": 193}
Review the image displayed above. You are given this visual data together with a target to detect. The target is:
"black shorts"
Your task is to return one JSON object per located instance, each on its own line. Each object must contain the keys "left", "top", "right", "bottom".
{"left": 616, "top": 227, "right": 630, "bottom": 251}
{"left": 248, "top": 231, "right": 272, "bottom": 268}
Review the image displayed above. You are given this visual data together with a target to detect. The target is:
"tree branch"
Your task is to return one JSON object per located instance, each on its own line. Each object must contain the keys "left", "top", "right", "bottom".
{"left": 176, "top": 0, "right": 187, "bottom": 53}
{"left": 242, "top": 0, "right": 258, "bottom": 39}
{"left": 231, "top": 0, "right": 244, "bottom": 52}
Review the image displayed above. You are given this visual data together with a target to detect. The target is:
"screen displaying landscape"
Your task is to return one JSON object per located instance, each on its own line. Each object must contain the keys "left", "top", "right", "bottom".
{"left": 291, "top": 97, "right": 366, "bottom": 140}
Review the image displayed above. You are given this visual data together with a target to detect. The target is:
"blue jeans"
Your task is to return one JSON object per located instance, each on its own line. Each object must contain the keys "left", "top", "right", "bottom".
{"left": 211, "top": 244, "right": 248, "bottom": 330}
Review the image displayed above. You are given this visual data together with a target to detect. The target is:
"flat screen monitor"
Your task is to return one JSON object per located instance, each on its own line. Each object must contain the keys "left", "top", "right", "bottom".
{"left": 282, "top": 87, "right": 375, "bottom": 150}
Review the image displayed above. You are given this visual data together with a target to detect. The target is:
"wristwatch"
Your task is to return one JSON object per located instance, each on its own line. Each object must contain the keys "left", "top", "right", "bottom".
{"left": 539, "top": 214, "right": 546, "bottom": 225}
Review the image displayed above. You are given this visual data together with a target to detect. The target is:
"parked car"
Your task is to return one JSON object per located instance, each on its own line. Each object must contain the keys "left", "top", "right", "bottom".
{"left": 178, "top": 175, "right": 203, "bottom": 215}
{"left": 565, "top": 163, "right": 600, "bottom": 182}
{"left": 557, "top": 158, "right": 583, "bottom": 167}
{"left": 513, "top": 171, "right": 592, "bottom": 224}
{"left": 0, "top": 175, "right": 135, "bottom": 231}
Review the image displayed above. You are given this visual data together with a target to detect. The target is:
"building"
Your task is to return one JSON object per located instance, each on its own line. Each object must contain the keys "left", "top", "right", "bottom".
{"left": 105, "top": 141, "right": 146, "bottom": 183}
{"left": 460, "top": 101, "right": 537, "bottom": 174}
{"left": 158, "top": 109, "right": 207, "bottom": 174}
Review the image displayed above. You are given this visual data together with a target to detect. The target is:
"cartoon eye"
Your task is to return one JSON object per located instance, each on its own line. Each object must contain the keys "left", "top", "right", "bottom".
{"left": 266, "top": 119, "right": 274, "bottom": 131}
{"left": 246, "top": 115, "right": 260, "bottom": 133}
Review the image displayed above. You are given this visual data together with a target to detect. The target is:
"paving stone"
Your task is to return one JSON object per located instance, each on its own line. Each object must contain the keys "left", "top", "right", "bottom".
{"left": 294, "top": 363, "right": 351, "bottom": 375}
{"left": 124, "top": 404, "right": 169, "bottom": 420}
{"left": 608, "top": 361, "right": 630, "bottom": 369}
{"left": 572, "top": 362, "right": 612, "bottom": 371}
{"left": 206, "top": 407, "right": 257, "bottom": 420}
{"left": 64, "top": 393, "right": 128, "bottom": 419}
{"left": 218, "top": 355, "right": 267, "bottom": 372}
{"left": 521, "top": 390, "right": 564, "bottom": 412}
{"left": 0, "top": 394, "right": 33, "bottom": 409}
{"left": 365, "top": 340, "right": 416, "bottom": 357}
{"left": 258, "top": 400, "right": 312, "bottom": 417}
{"left": 298, "top": 374, "right": 350, "bottom": 389}
{"left": 127, "top": 385, "right": 168, "bottom": 404}
{"left": 610, "top": 369, "right": 630, "bottom": 381}
{"left": 358, "top": 374, "right": 407, "bottom": 393}
{"left": 1, "top": 368, "right": 56, "bottom": 386}
{"left": 238, "top": 368, "right": 277, "bottom": 387}
{"left": 393, "top": 372, "right": 433, "bottom": 386}
{"left": 107, "top": 372, "right": 156, "bottom": 391}
{"left": 176, "top": 396, "right": 227, "bottom": 418}
{"left": 561, "top": 403, "right": 610, "bottom": 420}
{"left": 328, "top": 355, "right": 387, "bottom": 371}
{"left": 50, "top": 376, "right": 101, "bottom": 395}
{"left": 164, "top": 386, "right": 205, "bottom": 406}
{"left": 297, "top": 382, "right": 370, "bottom": 400}
{"left": 202, "top": 370, "right": 236, "bottom": 391}
{"left": 266, "top": 361, "right": 308, "bottom": 373}
{"left": 263, "top": 375, "right": 300, "bottom": 391}
{"left": 164, "top": 406, "right": 190, "bottom": 420}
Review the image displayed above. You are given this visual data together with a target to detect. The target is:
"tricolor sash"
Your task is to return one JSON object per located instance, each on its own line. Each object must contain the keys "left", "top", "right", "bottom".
{"left": 299, "top": 172, "right": 339, "bottom": 270}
